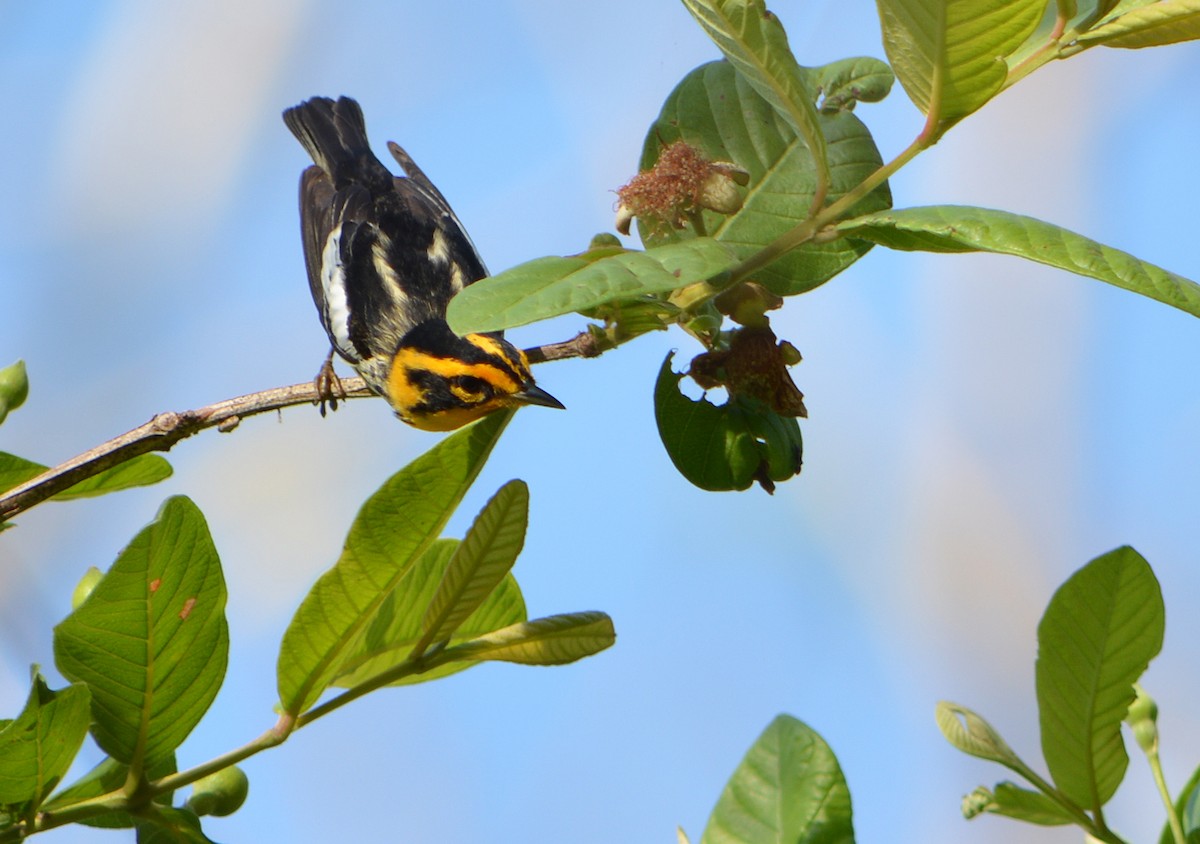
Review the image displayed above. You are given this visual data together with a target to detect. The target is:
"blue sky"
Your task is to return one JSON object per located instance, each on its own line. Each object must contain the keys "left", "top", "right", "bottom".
{"left": 2, "top": 2, "right": 1200, "bottom": 843}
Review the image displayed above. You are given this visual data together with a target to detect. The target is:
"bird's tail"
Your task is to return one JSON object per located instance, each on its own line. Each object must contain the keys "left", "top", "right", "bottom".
{"left": 283, "top": 96, "right": 392, "bottom": 191}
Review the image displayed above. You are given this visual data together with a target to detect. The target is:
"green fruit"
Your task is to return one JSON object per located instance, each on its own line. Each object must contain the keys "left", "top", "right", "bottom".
{"left": 186, "top": 767, "right": 249, "bottom": 817}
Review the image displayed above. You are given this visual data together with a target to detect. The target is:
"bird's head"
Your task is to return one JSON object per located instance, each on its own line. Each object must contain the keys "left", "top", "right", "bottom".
{"left": 385, "top": 321, "right": 563, "bottom": 431}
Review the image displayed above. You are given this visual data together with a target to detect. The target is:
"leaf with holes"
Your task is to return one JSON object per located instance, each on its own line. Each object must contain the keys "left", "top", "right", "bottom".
{"left": 654, "top": 353, "right": 802, "bottom": 492}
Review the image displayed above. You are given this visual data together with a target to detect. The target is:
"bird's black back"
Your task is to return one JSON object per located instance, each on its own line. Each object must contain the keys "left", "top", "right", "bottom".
{"left": 283, "top": 96, "right": 489, "bottom": 368}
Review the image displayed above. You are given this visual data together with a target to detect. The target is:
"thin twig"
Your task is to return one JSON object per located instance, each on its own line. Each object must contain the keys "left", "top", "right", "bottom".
{"left": 0, "top": 338, "right": 603, "bottom": 523}
{"left": 524, "top": 332, "right": 606, "bottom": 364}
{"left": 0, "top": 378, "right": 371, "bottom": 522}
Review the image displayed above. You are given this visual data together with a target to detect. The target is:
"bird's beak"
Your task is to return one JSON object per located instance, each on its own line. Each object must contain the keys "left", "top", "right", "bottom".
{"left": 514, "top": 384, "right": 565, "bottom": 410}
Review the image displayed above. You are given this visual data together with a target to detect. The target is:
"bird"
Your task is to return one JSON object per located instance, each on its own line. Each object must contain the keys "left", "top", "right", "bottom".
{"left": 282, "top": 95, "right": 563, "bottom": 431}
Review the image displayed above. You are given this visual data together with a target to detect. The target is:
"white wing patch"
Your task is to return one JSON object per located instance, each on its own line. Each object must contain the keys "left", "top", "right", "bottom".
{"left": 449, "top": 261, "right": 467, "bottom": 293}
{"left": 371, "top": 233, "right": 410, "bottom": 311}
{"left": 321, "top": 228, "right": 357, "bottom": 362}
{"left": 427, "top": 227, "right": 451, "bottom": 265}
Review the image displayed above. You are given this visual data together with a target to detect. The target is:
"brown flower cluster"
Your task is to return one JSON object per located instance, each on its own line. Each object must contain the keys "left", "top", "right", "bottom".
{"left": 615, "top": 141, "right": 747, "bottom": 235}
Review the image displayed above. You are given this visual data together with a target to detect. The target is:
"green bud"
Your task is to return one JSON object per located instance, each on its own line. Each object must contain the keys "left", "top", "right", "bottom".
{"left": 1126, "top": 683, "right": 1158, "bottom": 724}
{"left": 71, "top": 567, "right": 104, "bottom": 610}
{"left": 0, "top": 360, "right": 28, "bottom": 425}
{"left": 186, "top": 766, "right": 249, "bottom": 817}
{"left": 961, "top": 786, "right": 994, "bottom": 819}
{"left": 1126, "top": 684, "right": 1158, "bottom": 753}
{"left": 589, "top": 232, "right": 622, "bottom": 250}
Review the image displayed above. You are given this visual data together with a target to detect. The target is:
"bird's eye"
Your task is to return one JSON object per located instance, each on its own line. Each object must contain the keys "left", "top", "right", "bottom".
{"left": 449, "top": 375, "right": 493, "bottom": 405}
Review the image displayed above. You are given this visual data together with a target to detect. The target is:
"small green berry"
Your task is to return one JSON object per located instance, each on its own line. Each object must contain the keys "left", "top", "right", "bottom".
{"left": 186, "top": 767, "right": 249, "bottom": 817}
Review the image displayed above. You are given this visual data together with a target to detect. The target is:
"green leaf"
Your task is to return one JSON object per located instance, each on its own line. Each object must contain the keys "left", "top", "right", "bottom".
{"left": 447, "top": 240, "right": 736, "bottom": 334}
{"left": 935, "top": 701, "right": 1025, "bottom": 770}
{"left": 808, "top": 56, "right": 895, "bottom": 112}
{"left": 64, "top": 459, "right": 179, "bottom": 500}
{"left": 839, "top": 206, "right": 1200, "bottom": 319}
{"left": 654, "top": 353, "right": 802, "bottom": 492}
{"left": 0, "top": 452, "right": 172, "bottom": 498}
{"left": 680, "top": 0, "right": 830, "bottom": 203}
{"left": 876, "top": 0, "right": 1045, "bottom": 125}
{"left": 276, "top": 411, "right": 511, "bottom": 715}
{"left": 329, "top": 539, "right": 526, "bottom": 688}
{"left": 417, "top": 479, "right": 529, "bottom": 654}
{"left": 51, "top": 456, "right": 174, "bottom": 500}
{"left": 1093, "top": 0, "right": 1161, "bottom": 25}
{"left": 1078, "top": 0, "right": 1200, "bottom": 47}
{"left": 1004, "top": 3, "right": 1064, "bottom": 69}
{"left": 134, "top": 805, "right": 214, "bottom": 844}
{"left": 642, "top": 61, "right": 890, "bottom": 295}
{"left": 0, "top": 672, "right": 91, "bottom": 808}
{"left": 43, "top": 754, "right": 178, "bottom": 829}
{"left": 445, "top": 611, "right": 615, "bottom": 666}
{"left": 700, "top": 714, "right": 854, "bottom": 844}
{"left": 53, "top": 496, "right": 229, "bottom": 770}
{"left": 1161, "top": 763, "right": 1200, "bottom": 844}
{"left": 1036, "top": 546, "right": 1164, "bottom": 810}
{"left": 0, "top": 453, "right": 51, "bottom": 496}
{"left": 964, "top": 783, "right": 1076, "bottom": 825}
{"left": 1185, "top": 776, "right": 1200, "bottom": 844}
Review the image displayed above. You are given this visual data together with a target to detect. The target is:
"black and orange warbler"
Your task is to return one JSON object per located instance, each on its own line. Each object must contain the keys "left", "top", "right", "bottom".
{"left": 283, "top": 95, "right": 563, "bottom": 430}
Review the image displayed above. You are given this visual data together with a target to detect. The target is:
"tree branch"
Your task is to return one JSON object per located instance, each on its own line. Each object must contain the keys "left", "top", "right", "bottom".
{"left": 0, "top": 336, "right": 603, "bottom": 523}
{"left": 524, "top": 331, "right": 607, "bottom": 363}
{"left": 0, "top": 378, "right": 373, "bottom": 522}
